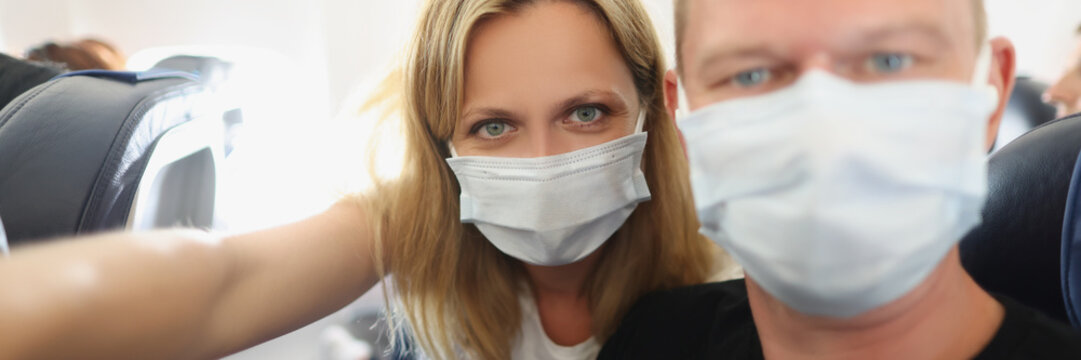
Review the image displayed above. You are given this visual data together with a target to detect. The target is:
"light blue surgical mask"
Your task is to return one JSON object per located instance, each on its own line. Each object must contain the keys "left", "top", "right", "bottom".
{"left": 446, "top": 111, "right": 651, "bottom": 266}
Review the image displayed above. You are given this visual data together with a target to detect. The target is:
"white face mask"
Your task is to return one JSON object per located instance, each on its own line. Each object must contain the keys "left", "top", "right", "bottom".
{"left": 682, "top": 46, "right": 1000, "bottom": 317}
{"left": 446, "top": 112, "right": 650, "bottom": 266}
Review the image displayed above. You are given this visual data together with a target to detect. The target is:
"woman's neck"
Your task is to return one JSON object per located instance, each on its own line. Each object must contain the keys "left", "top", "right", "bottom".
{"left": 523, "top": 249, "right": 603, "bottom": 346}
{"left": 748, "top": 248, "right": 1005, "bottom": 360}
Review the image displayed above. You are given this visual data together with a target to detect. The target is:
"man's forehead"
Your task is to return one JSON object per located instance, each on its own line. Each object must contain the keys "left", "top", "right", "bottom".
{"left": 681, "top": 0, "right": 975, "bottom": 59}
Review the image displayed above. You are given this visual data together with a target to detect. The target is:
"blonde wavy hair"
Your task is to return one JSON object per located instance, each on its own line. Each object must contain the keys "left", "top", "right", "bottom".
{"left": 360, "top": 0, "right": 718, "bottom": 358}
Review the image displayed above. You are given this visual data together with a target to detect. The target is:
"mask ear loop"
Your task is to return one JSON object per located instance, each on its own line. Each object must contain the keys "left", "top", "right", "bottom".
{"left": 634, "top": 108, "right": 647, "bottom": 134}
{"left": 448, "top": 140, "right": 458, "bottom": 158}
{"left": 972, "top": 41, "right": 994, "bottom": 87}
{"left": 676, "top": 77, "right": 691, "bottom": 120}
{"left": 970, "top": 40, "right": 1001, "bottom": 107}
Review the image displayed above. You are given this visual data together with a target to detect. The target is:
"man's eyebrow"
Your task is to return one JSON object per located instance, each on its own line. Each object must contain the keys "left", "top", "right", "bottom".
{"left": 847, "top": 21, "right": 953, "bottom": 50}
{"left": 694, "top": 46, "right": 780, "bottom": 76}
{"left": 692, "top": 22, "right": 953, "bottom": 73}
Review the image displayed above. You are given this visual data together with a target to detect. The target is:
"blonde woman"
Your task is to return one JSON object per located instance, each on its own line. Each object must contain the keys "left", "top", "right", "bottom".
{"left": 0, "top": 0, "right": 735, "bottom": 359}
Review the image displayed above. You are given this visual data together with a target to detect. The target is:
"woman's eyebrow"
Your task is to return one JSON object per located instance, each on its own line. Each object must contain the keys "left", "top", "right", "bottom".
{"left": 460, "top": 107, "right": 518, "bottom": 122}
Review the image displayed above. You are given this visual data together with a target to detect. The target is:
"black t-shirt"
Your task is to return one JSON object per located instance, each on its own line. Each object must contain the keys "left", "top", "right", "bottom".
{"left": 599, "top": 279, "right": 1081, "bottom": 359}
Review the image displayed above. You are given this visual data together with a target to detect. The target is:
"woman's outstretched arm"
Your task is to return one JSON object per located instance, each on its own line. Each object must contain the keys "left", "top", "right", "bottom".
{"left": 0, "top": 200, "right": 380, "bottom": 360}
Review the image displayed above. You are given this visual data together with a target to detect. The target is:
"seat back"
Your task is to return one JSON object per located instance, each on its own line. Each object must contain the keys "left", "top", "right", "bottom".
{"left": 961, "top": 113, "right": 1081, "bottom": 324}
{"left": 0, "top": 69, "right": 223, "bottom": 245}
{"left": 153, "top": 55, "right": 234, "bottom": 88}
{"left": 1062, "top": 150, "right": 1081, "bottom": 327}
{"left": 153, "top": 55, "right": 243, "bottom": 157}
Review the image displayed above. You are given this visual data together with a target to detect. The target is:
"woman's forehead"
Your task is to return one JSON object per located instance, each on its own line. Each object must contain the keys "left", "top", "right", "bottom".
{"left": 461, "top": 1, "right": 637, "bottom": 115}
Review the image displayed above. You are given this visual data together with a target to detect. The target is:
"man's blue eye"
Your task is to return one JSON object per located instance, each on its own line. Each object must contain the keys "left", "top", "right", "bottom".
{"left": 571, "top": 106, "right": 601, "bottom": 123}
{"left": 734, "top": 68, "right": 771, "bottom": 87}
{"left": 869, "top": 53, "right": 913, "bottom": 73}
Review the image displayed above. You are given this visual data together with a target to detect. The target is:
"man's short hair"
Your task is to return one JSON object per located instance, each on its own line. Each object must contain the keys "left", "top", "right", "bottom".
{"left": 673, "top": 0, "right": 988, "bottom": 71}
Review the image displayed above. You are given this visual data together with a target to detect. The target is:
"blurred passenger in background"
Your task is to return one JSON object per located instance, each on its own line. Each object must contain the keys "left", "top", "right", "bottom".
{"left": 1044, "top": 24, "right": 1081, "bottom": 118}
{"left": 25, "top": 38, "right": 126, "bottom": 71}
{"left": 991, "top": 77, "right": 1059, "bottom": 152}
{"left": 0, "top": 53, "right": 61, "bottom": 110}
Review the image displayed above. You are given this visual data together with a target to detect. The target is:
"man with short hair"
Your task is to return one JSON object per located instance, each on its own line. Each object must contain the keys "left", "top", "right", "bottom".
{"left": 1044, "top": 24, "right": 1081, "bottom": 118}
{"left": 600, "top": 0, "right": 1081, "bottom": 358}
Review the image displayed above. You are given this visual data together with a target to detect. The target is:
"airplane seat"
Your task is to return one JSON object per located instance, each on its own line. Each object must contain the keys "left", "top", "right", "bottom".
{"left": 153, "top": 55, "right": 233, "bottom": 88}
{"left": 961, "top": 112, "right": 1081, "bottom": 324}
{"left": 0, "top": 69, "right": 224, "bottom": 246}
{"left": 153, "top": 55, "right": 243, "bottom": 157}
{"left": 993, "top": 77, "right": 1059, "bottom": 153}
{"left": 1062, "top": 146, "right": 1081, "bottom": 327}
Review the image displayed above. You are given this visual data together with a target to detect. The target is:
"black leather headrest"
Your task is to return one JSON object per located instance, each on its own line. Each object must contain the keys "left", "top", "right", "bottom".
{"left": 0, "top": 70, "right": 211, "bottom": 244}
{"left": 961, "top": 113, "right": 1081, "bottom": 324}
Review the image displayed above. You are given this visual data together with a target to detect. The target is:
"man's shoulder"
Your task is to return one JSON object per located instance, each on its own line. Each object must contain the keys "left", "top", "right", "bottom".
{"left": 623, "top": 278, "right": 752, "bottom": 332}
{"left": 599, "top": 279, "right": 756, "bottom": 359}
{"left": 640, "top": 278, "right": 748, "bottom": 307}
{"left": 976, "top": 295, "right": 1081, "bottom": 359}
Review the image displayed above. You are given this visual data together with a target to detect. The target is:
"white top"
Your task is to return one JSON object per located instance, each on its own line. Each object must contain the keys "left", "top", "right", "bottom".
{"left": 511, "top": 295, "right": 600, "bottom": 360}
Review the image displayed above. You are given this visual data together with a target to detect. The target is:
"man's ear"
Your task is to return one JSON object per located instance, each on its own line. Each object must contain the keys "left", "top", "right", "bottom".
{"left": 664, "top": 69, "right": 688, "bottom": 153}
{"left": 985, "top": 37, "right": 1017, "bottom": 151}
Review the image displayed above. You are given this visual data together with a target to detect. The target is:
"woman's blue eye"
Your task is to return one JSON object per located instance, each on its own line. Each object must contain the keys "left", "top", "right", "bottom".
{"left": 734, "top": 68, "right": 771, "bottom": 87}
{"left": 483, "top": 122, "right": 507, "bottom": 137}
{"left": 869, "top": 53, "right": 913, "bottom": 74}
{"left": 571, "top": 106, "right": 602, "bottom": 123}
